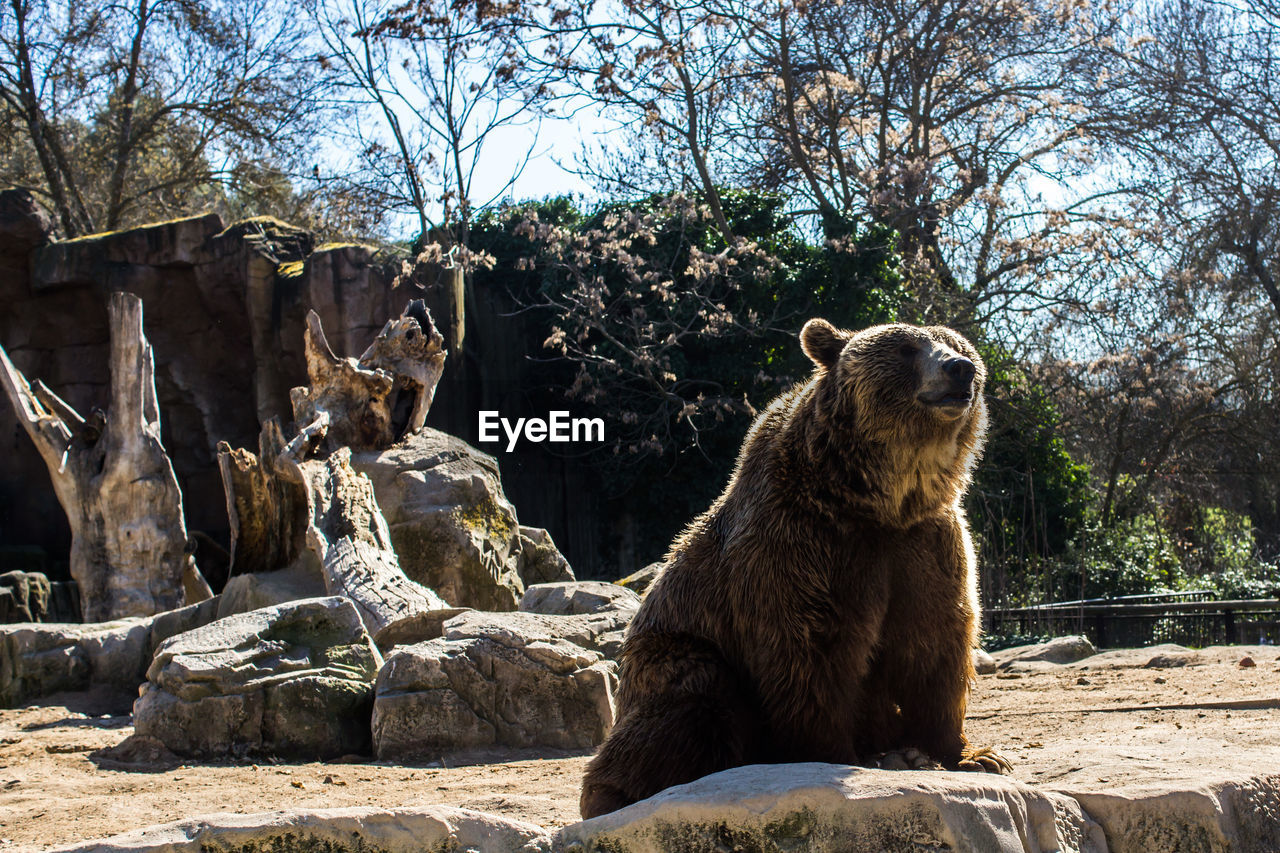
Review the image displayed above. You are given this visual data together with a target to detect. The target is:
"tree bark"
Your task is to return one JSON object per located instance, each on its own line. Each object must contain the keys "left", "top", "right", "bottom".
{"left": 217, "top": 418, "right": 307, "bottom": 576}
{"left": 0, "top": 292, "right": 206, "bottom": 621}
{"left": 277, "top": 418, "right": 454, "bottom": 641}
{"left": 292, "top": 301, "right": 447, "bottom": 452}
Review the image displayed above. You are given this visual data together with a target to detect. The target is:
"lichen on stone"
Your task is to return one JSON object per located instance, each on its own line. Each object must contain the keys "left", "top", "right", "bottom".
{"left": 277, "top": 260, "right": 307, "bottom": 279}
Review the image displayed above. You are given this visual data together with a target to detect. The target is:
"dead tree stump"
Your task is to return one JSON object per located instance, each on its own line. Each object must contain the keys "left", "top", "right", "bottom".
{"left": 217, "top": 301, "right": 455, "bottom": 640}
{"left": 0, "top": 292, "right": 208, "bottom": 621}
{"left": 216, "top": 419, "right": 307, "bottom": 576}
{"left": 359, "top": 299, "right": 447, "bottom": 437}
{"left": 277, "top": 415, "right": 453, "bottom": 641}
{"left": 291, "top": 300, "right": 447, "bottom": 453}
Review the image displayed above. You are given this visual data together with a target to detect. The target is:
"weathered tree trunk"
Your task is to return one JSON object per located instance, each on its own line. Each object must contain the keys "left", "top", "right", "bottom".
{"left": 214, "top": 300, "right": 452, "bottom": 633}
{"left": 0, "top": 291, "right": 208, "bottom": 621}
{"left": 359, "top": 299, "right": 447, "bottom": 437}
{"left": 291, "top": 311, "right": 396, "bottom": 452}
{"left": 277, "top": 416, "right": 454, "bottom": 642}
{"left": 216, "top": 418, "right": 307, "bottom": 576}
{"left": 291, "top": 300, "right": 447, "bottom": 453}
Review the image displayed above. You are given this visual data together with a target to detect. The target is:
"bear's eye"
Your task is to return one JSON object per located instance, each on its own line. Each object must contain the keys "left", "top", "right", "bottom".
{"left": 898, "top": 344, "right": 918, "bottom": 360}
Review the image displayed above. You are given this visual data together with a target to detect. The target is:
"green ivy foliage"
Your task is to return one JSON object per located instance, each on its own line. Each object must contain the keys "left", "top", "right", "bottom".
{"left": 969, "top": 344, "right": 1094, "bottom": 605}
{"left": 471, "top": 191, "right": 906, "bottom": 564}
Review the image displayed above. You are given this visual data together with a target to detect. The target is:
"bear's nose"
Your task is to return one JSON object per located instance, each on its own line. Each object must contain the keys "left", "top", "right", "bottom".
{"left": 942, "top": 357, "right": 975, "bottom": 385}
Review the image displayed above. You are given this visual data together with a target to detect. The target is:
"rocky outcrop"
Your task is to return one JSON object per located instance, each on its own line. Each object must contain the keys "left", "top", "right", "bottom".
{"left": 372, "top": 614, "right": 617, "bottom": 759}
{"left": 0, "top": 597, "right": 220, "bottom": 707}
{"left": 518, "top": 526, "right": 575, "bottom": 586}
{"left": 0, "top": 618, "right": 149, "bottom": 707}
{"left": 557, "top": 764, "right": 1280, "bottom": 852}
{"left": 352, "top": 429, "right": 528, "bottom": 611}
{"left": 0, "top": 570, "right": 51, "bottom": 622}
{"left": 560, "top": 763, "right": 1108, "bottom": 853}
{"left": 519, "top": 581, "right": 640, "bottom": 617}
{"left": 0, "top": 190, "right": 53, "bottom": 272}
{"left": 215, "top": 563, "right": 327, "bottom": 619}
{"left": 0, "top": 550, "right": 80, "bottom": 621}
{"left": 1070, "top": 775, "right": 1280, "bottom": 852}
{"left": 614, "top": 562, "right": 663, "bottom": 596}
{"left": 36, "top": 763, "right": 1280, "bottom": 853}
{"left": 134, "top": 597, "right": 380, "bottom": 759}
{"left": 444, "top": 608, "right": 631, "bottom": 661}
{"left": 45, "top": 804, "right": 552, "bottom": 853}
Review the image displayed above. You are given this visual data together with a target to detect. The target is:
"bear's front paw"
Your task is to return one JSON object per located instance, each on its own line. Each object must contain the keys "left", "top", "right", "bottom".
{"left": 874, "top": 748, "right": 943, "bottom": 770}
{"left": 956, "top": 746, "right": 1012, "bottom": 774}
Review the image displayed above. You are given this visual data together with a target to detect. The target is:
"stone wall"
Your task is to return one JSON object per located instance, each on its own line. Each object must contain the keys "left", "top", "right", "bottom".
{"left": 0, "top": 191, "right": 609, "bottom": 585}
{"left": 0, "top": 193, "right": 400, "bottom": 584}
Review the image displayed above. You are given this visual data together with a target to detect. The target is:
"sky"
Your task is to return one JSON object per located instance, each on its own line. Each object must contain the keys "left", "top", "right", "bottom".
{"left": 473, "top": 116, "right": 597, "bottom": 209}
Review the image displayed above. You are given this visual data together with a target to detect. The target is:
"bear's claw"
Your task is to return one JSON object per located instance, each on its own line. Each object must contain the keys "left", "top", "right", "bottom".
{"left": 957, "top": 746, "right": 1012, "bottom": 774}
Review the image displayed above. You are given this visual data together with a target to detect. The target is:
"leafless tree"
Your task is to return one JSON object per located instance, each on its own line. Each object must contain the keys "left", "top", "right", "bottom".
{"left": 0, "top": 0, "right": 329, "bottom": 236}
{"left": 557, "top": 0, "right": 1140, "bottom": 331}
{"left": 1096, "top": 0, "right": 1280, "bottom": 322}
{"left": 550, "top": 0, "right": 743, "bottom": 241}
{"left": 310, "top": 0, "right": 567, "bottom": 252}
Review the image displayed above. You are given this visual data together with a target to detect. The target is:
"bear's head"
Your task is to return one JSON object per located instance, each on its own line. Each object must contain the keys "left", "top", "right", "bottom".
{"left": 800, "top": 317, "right": 987, "bottom": 447}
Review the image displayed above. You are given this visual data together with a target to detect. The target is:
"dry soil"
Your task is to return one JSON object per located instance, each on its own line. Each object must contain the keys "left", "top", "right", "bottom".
{"left": 4, "top": 644, "right": 1279, "bottom": 852}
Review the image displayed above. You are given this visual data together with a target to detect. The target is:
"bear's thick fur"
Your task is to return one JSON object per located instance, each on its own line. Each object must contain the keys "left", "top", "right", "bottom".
{"left": 580, "top": 319, "right": 1008, "bottom": 819}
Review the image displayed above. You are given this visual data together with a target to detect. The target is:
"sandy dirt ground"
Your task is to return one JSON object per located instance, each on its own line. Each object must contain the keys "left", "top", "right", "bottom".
{"left": 4, "top": 644, "right": 1279, "bottom": 852}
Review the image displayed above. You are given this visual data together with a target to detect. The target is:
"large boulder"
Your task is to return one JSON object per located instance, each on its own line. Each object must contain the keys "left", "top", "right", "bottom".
{"left": 558, "top": 763, "right": 1107, "bottom": 853}
{"left": 517, "top": 525, "right": 575, "bottom": 586}
{"left": 134, "top": 597, "right": 380, "bottom": 759}
{"left": 352, "top": 429, "right": 527, "bottom": 612}
{"left": 0, "top": 597, "right": 220, "bottom": 708}
{"left": 372, "top": 614, "right": 617, "bottom": 760}
{"left": 0, "top": 618, "right": 150, "bottom": 707}
{"left": 445, "top": 608, "right": 632, "bottom": 661}
{"left": 0, "top": 570, "right": 51, "bottom": 622}
{"left": 994, "top": 635, "right": 1099, "bottom": 668}
{"left": 45, "top": 804, "right": 551, "bottom": 853}
{"left": 519, "top": 581, "right": 640, "bottom": 617}
{"left": 1069, "top": 775, "right": 1280, "bottom": 853}
{"left": 215, "top": 562, "right": 326, "bottom": 619}
{"left": 140, "top": 596, "right": 223, "bottom": 650}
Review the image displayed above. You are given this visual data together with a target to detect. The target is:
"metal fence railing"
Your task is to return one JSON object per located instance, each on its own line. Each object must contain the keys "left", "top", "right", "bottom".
{"left": 985, "top": 593, "right": 1280, "bottom": 648}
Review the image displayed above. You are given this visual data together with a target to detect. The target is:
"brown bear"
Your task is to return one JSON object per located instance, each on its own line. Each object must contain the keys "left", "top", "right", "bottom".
{"left": 579, "top": 319, "right": 1009, "bottom": 819}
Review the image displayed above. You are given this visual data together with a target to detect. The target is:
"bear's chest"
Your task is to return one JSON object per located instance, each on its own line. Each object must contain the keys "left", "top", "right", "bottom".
{"left": 865, "top": 440, "right": 961, "bottom": 525}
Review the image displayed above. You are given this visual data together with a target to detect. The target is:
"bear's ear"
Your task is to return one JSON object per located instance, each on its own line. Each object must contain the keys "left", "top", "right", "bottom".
{"left": 801, "top": 318, "right": 849, "bottom": 370}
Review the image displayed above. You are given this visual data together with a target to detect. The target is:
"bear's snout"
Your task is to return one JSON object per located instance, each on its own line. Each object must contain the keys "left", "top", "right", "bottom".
{"left": 917, "top": 349, "right": 976, "bottom": 412}
{"left": 942, "top": 357, "right": 976, "bottom": 387}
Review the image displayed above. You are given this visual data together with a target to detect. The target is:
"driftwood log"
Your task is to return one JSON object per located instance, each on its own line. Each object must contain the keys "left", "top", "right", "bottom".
{"left": 277, "top": 413, "right": 455, "bottom": 642}
{"left": 0, "top": 292, "right": 210, "bottom": 621}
